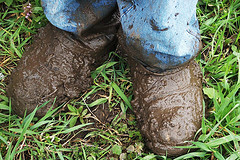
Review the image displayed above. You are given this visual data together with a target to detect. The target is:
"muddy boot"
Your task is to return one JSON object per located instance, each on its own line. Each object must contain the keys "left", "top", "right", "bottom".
{"left": 116, "top": 0, "right": 203, "bottom": 156}
{"left": 7, "top": 15, "right": 119, "bottom": 117}
{"left": 127, "top": 57, "right": 203, "bottom": 156}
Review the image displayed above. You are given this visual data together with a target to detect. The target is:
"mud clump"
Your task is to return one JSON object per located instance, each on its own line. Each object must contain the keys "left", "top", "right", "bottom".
{"left": 7, "top": 23, "right": 118, "bottom": 117}
{"left": 128, "top": 57, "right": 203, "bottom": 156}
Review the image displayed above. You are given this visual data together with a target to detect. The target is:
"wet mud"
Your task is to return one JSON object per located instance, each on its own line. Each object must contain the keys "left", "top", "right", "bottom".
{"left": 7, "top": 21, "right": 118, "bottom": 117}
{"left": 128, "top": 57, "right": 203, "bottom": 156}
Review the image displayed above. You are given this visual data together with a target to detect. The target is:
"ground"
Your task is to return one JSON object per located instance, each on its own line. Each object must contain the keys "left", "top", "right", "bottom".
{"left": 0, "top": 0, "right": 240, "bottom": 159}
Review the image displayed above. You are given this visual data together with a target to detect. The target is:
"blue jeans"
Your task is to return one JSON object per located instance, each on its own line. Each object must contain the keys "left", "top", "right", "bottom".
{"left": 41, "top": 0, "right": 200, "bottom": 71}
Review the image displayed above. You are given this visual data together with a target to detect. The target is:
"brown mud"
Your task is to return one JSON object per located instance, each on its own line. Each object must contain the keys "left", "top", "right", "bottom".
{"left": 7, "top": 20, "right": 119, "bottom": 117}
{"left": 127, "top": 56, "right": 203, "bottom": 156}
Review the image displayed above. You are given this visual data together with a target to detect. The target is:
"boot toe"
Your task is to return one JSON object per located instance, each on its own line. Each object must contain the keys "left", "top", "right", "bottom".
{"left": 145, "top": 106, "right": 200, "bottom": 156}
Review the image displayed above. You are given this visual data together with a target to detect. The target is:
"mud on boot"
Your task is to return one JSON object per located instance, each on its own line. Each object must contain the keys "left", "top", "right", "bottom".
{"left": 128, "top": 57, "right": 203, "bottom": 156}
{"left": 7, "top": 21, "right": 118, "bottom": 117}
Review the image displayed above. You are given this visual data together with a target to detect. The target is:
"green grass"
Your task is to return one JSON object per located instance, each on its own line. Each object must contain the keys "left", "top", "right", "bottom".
{"left": 1, "top": 0, "right": 240, "bottom": 159}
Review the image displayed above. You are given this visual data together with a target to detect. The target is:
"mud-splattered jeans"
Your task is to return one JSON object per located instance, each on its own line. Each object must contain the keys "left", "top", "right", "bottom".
{"left": 41, "top": 0, "right": 201, "bottom": 71}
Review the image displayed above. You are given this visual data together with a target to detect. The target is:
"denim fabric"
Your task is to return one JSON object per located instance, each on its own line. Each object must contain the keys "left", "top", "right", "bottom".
{"left": 117, "top": 0, "right": 200, "bottom": 70}
{"left": 41, "top": 0, "right": 117, "bottom": 34}
{"left": 41, "top": 0, "right": 201, "bottom": 70}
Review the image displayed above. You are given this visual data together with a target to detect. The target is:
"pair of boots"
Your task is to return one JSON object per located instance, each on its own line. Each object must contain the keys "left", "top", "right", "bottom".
{"left": 7, "top": 11, "right": 203, "bottom": 157}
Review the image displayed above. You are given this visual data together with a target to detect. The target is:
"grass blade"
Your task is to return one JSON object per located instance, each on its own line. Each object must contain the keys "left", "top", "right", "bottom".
{"left": 111, "top": 82, "right": 132, "bottom": 111}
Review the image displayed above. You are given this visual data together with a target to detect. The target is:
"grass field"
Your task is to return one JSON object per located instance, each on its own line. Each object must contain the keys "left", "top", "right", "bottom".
{"left": 0, "top": 0, "right": 240, "bottom": 159}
